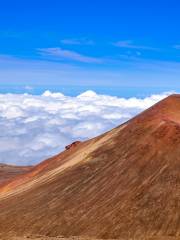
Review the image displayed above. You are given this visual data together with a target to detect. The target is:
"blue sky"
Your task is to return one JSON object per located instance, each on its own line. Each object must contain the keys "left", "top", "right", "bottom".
{"left": 0, "top": 0, "right": 180, "bottom": 96}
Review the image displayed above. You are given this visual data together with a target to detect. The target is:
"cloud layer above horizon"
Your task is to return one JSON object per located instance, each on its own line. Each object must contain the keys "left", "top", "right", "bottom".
{"left": 0, "top": 90, "right": 171, "bottom": 165}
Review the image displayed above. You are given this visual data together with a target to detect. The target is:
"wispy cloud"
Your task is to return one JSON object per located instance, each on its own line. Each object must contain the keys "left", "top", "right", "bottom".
{"left": 1, "top": 53, "right": 180, "bottom": 88}
{"left": 173, "top": 45, "right": 180, "bottom": 49}
{"left": 60, "top": 38, "right": 94, "bottom": 45}
{"left": 113, "top": 40, "right": 157, "bottom": 51}
{"left": 38, "top": 47, "right": 102, "bottom": 63}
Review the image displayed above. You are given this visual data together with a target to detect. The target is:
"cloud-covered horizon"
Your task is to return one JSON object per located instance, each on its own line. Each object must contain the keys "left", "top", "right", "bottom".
{"left": 0, "top": 90, "right": 172, "bottom": 166}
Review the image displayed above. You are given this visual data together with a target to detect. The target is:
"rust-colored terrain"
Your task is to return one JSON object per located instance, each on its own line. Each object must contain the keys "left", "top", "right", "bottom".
{"left": 0, "top": 163, "right": 31, "bottom": 185}
{"left": 0, "top": 95, "right": 180, "bottom": 240}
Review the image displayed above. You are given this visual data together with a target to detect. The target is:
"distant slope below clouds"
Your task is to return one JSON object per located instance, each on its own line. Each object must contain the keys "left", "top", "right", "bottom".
{"left": 0, "top": 164, "right": 31, "bottom": 185}
{"left": 0, "top": 91, "right": 171, "bottom": 165}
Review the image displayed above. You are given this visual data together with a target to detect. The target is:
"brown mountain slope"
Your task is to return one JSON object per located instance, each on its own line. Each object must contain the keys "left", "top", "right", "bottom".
{"left": 0, "top": 94, "right": 180, "bottom": 240}
{"left": 0, "top": 163, "right": 31, "bottom": 185}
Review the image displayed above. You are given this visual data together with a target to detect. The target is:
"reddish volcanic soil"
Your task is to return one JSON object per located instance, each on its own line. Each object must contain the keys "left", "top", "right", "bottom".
{"left": 1, "top": 236, "right": 180, "bottom": 240}
{"left": 0, "top": 95, "right": 180, "bottom": 240}
{"left": 0, "top": 163, "right": 31, "bottom": 185}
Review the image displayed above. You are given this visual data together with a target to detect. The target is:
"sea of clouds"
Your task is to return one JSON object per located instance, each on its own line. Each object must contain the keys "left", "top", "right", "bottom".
{"left": 0, "top": 90, "right": 171, "bottom": 165}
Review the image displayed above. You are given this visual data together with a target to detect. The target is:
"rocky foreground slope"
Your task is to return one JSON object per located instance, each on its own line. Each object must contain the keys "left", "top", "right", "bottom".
{"left": 0, "top": 95, "right": 180, "bottom": 240}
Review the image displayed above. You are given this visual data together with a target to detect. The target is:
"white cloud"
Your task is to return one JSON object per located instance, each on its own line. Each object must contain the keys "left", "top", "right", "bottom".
{"left": 38, "top": 47, "right": 102, "bottom": 63}
{"left": 60, "top": 38, "right": 94, "bottom": 45}
{"left": 24, "top": 85, "right": 34, "bottom": 91}
{"left": 0, "top": 91, "right": 171, "bottom": 165}
{"left": 173, "top": 45, "right": 180, "bottom": 50}
{"left": 113, "top": 40, "right": 157, "bottom": 51}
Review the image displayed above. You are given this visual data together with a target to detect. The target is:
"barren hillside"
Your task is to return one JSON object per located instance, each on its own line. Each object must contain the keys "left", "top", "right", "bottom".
{"left": 0, "top": 95, "right": 179, "bottom": 240}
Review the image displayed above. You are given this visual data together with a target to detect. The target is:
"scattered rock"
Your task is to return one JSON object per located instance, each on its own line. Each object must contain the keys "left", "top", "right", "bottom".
{"left": 65, "top": 141, "right": 82, "bottom": 150}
